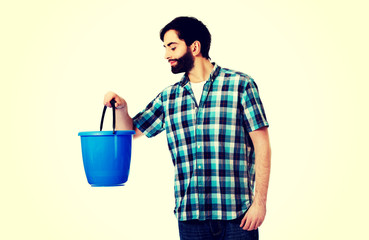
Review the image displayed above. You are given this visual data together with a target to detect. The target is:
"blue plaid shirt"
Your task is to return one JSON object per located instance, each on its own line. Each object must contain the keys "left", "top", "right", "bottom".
{"left": 133, "top": 63, "right": 269, "bottom": 221}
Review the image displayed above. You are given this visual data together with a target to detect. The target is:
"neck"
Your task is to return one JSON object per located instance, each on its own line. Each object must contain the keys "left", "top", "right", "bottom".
{"left": 187, "top": 58, "right": 213, "bottom": 83}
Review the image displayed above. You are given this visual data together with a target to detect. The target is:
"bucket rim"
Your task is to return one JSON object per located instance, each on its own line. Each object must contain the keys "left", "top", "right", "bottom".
{"left": 78, "top": 130, "right": 135, "bottom": 136}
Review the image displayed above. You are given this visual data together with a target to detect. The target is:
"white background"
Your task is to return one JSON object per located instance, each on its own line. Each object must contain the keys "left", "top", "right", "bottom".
{"left": 1, "top": 0, "right": 368, "bottom": 239}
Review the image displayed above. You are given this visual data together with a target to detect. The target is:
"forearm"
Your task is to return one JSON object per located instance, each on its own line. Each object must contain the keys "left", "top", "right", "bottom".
{"left": 249, "top": 127, "right": 271, "bottom": 205}
{"left": 253, "top": 144, "right": 271, "bottom": 205}
{"left": 240, "top": 127, "right": 271, "bottom": 230}
{"left": 115, "top": 103, "right": 143, "bottom": 138}
{"left": 115, "top": 107, "right": 134, "bottom": 131}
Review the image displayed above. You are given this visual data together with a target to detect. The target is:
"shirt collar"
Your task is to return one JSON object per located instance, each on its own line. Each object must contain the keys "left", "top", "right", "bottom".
{"left": 179, "top": 62, "right": 221, "bottom": 87}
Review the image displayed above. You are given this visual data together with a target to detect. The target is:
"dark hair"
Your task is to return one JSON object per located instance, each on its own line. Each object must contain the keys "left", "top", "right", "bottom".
{"left": 160, "top": 16, "right": 211, "bottom": 59}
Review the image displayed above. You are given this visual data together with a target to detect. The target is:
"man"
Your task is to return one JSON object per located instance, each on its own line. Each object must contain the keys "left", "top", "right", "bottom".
{"left": 104, "top": 16, "right": 271, "bottom": 240}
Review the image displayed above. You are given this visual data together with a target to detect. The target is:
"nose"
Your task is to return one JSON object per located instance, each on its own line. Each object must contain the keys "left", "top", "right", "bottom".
{"left": 164, "top": 48, "right": 171, "bottom": 60}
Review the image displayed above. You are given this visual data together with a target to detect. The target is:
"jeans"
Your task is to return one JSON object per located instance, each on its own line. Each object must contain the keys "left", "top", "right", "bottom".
{"left": 178, "top": 216, "right": 259, "bottom": 240}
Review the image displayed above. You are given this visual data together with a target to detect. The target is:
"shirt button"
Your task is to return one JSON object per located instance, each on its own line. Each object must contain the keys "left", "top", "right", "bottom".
{"left": 198, "top": 165, "right": 202, "bottom": 169}
{"left": 198, "top": 145, "right": 201, "bottom": 149}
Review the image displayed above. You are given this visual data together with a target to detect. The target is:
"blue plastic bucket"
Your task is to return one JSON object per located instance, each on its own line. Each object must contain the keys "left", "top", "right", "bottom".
{"left": 78, "top": 100, "right": 135, "bottom": 187}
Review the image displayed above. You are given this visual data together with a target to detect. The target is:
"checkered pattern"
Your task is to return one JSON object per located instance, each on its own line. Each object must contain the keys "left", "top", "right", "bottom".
{"left": 133, "top": 64, "right": 269, "bottom": 221}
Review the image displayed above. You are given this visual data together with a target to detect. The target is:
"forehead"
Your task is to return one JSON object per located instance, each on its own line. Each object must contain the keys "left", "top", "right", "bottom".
{"left": 163, "top": 29, "right": 185, "bottom": 46}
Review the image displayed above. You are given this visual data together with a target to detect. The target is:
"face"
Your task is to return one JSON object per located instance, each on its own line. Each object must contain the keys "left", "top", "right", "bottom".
{"left": 163, "top": 30, "right": 194, "bottom": 74}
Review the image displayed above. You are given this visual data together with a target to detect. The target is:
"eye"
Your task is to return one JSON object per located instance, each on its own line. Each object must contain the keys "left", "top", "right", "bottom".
{"left": 171, "top": 47, "right": 176, "bottom": 51}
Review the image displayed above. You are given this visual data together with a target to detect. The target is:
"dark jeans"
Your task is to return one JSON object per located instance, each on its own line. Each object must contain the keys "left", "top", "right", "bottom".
{"left": 178, "top": 216, "right": 259, "bottom": 240}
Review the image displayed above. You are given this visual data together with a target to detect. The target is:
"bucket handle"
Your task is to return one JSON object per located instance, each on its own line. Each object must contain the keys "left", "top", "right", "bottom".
{"left": 100, "top": 99, "right": 116, "bottom": 134}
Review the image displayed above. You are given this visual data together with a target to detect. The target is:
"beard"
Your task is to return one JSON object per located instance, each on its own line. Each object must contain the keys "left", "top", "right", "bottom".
{"left": 171, "top": 48, "right": 194, "bottom": 74}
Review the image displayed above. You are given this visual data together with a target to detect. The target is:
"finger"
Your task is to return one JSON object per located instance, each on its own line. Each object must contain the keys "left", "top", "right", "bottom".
{"left": 115, "top": 98, "right": 122, "bottom": 107}
{"left": 248, "top": 219, "right": 257, "bottom": 231}
{"left": 103, "top": 95, "right": 109, "bottom": 106}
{"left": 104, "top": 100, "right": 111, "bottom": 107}
{"left": 240, "top": 212, "right": 249, "bottom": 228}
{"left": 240, "top": 217, "right": 246, "bottom": 228}
{"left": 104, "top": 92, "right": 117, "bottom": 107}
{"left": 104, "top": 98, "right": 111, "bottom": 107}
{"left": 115, "top": 102, "right": 122, "bottom": 109}
{"left": 252, "top": 217, "right": 263, "bottom": 230}
{"left": 116, "top": 99, "right": 126, "bottom": 109}
{"left": 257, "top": 218, "right": 264, "bottom": 229}
{"left": 242, "top": 217, "right": 252, "bottom": 231}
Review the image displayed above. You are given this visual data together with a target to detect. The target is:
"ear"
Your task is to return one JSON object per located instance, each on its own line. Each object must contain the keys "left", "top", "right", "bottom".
{"left": 191, "top": 41, "right": 202, "bottom": 57}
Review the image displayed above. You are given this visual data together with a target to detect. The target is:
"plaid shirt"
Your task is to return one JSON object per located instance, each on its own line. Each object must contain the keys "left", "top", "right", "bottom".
{"left": 133, "top": 63, "right": 269, "bottom": 221}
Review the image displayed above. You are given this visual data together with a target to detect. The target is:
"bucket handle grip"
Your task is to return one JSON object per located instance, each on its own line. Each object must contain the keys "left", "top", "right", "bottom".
{"left": 100, "top": 99, "right": 116, "bottom": 134}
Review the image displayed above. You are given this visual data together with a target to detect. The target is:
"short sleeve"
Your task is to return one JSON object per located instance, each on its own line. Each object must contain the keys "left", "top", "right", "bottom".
{"left": 241, "top": 80, "right": 269, "bottom": 132}
{"left": 132, "top": 93, "right": 165, "bottom": 138}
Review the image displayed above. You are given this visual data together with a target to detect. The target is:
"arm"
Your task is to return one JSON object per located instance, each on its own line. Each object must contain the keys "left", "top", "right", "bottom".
{"left": 104, "top": 91, "right": 144, "bottom": 139}
{"left": 240, "top": 126, "right": 271, "bottom": 230}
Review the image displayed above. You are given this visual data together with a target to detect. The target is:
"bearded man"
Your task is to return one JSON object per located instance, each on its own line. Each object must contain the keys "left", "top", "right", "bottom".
{"left": 104, "top": 16, "right": 271, "bottom": 240}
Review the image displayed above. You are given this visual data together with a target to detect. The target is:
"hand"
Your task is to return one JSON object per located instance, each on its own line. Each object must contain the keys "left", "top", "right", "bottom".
{"left": 239, "top": 201, "right": 266, "bottom": 231}
{"left": 104, "top": 91, "right": 126, "bottom": 109}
